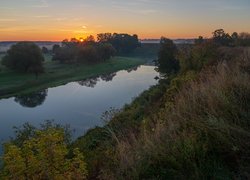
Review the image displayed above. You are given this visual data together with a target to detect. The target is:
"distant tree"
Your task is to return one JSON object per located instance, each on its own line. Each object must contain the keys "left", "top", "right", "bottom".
{"left": 156, "top": 37, "right": 179, "bottom": 75}
{"left": 76, "top": 45, "right": 100, "bottom": 64}
{"left": 41, "top": 46, "right": 49, "bottom": 54}
{"left": 97, "top": 33, "right": 140, "bottom": 54}
{"left": 231, "top": 32, "right": 238, "bottom": 40}
{"left": 98, "top": 43, "right": 116, "bottom": 61}
{"left": 178, "top": 40, "right": 218, "bottom": 73}
{"left": 85, "top": 35, "right": 95, "bottom": 42}
{"left": 195, "top": 36, "right": 204, "bottom": 44}
{"left": 97, "top": 33, "right": 112, "bottom": 43}
{"left": 212, "top": 29, "right": 232, "bottom": 46}
{"left": 1, "top": 124, "right": 87, "bottom": 179}
{"left": 238, "top": 32, "right": 250, "bottom": 46}
{"left": 1, "top": 42, "right": 44, "bottom": 77}
{"left": 111, "top": 33, "right": 140, "bottom": 53}
{"left": 52, "top": 44, "right": 60, "bottom": 54}
{"left": 53, "top": 46, "right": 77, "bottom": 63}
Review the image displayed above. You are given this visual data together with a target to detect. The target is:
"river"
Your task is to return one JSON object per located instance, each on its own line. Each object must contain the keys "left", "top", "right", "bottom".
{"left": 0, "top": 65, "right": 159, "bottom": 150}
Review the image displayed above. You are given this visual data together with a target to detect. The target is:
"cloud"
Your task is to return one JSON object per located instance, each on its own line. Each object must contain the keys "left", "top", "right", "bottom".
{"left": 82, "top": 25, "right": 87, "bottom": 29}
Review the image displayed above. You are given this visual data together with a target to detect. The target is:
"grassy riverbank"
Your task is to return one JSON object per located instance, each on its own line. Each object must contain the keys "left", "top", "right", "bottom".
{"left": 73, "top": 47, "right": 250, "bottom": 179}
{"left": 0, "top": 55, "right": 145, "bottom": 99}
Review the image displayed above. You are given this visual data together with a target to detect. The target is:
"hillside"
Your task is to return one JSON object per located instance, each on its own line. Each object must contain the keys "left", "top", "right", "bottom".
{"left": 74, "top": 47, "right": 250, "bottom": 179}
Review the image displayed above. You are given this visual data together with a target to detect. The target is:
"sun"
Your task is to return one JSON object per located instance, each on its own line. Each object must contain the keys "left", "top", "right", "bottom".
{"left": 80, "top": 38, "right": 84, "bottom": 42}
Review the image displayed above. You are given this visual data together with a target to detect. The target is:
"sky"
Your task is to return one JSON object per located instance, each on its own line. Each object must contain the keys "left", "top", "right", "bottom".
{"left": 0, "top": 0, "right": 250, "bottom": 41}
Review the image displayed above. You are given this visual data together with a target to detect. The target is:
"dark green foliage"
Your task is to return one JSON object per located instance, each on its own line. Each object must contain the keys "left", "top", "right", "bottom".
{"left": 52, "top": 44, "right": 60, "bottom": 54}
{"left": 97, "top": 43, "right": 116, "bottom": 61}
{"left": 156, "top": 37, "right": 179, "bottom": 75}
{"left": 178, "top": 41, "right": 219, "bottom": 73}
{"left": 97, "top": 33, "right": 140, "bottom": 54}
{"left": 41, "top": 46, "right": 49, "bottom": 54}
{"left": 2, "top": 42, "right": 44, "bottom": 75}
{"left": 53, "top": 38, "right": 116, "bottom": 64}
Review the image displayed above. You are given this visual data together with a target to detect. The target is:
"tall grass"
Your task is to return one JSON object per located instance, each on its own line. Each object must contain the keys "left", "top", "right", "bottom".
{"left": 106, "top": 48, "right": 250, "bottom": 179}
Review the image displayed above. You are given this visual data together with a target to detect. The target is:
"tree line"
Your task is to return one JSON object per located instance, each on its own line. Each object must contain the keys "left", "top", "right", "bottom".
{"left": 1, "top": 33, "right": 140, "bottom": 77}
{"left": 156, "top": 29, "right": 250, "bottom": 75}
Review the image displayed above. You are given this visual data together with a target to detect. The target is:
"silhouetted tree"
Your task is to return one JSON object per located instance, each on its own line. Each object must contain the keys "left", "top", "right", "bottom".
{"left": 97, "top": 33, "right": 112, "bottom": 43}
{"left": 2, "top": 42, "right": 44, "bottom": 76}
{"left": 195, "top": 36, "right": 204, "bottom": 44}
{"left": 238, "top": 32, "right": 250, "bottom": 46}
{"left": 42, "top": 46, "right": 49, "bottom": 54}
{"left": 98, "top": 43, "right": 116, "bottom": 61}
{"left": 76, "top": 45, "right": 100, "bottom": 64}
{"left": 52, "top": 44, "right": 60, "bottom": 54}
{"left": 96, "top": 33, "right": 140, "bottom": 54}
{"left": 212, "top": 29, "right": 232, "bottom": 46}
{"left": 156, "top": 37, "right": 179, "bottom": 75}
{"left": 53, "top": 37, "right": 116, "bottom": 64}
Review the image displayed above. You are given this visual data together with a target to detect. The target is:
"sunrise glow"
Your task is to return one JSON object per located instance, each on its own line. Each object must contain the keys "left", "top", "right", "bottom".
{"left": 1, "top": 0, "right": 250, "bottom": 41}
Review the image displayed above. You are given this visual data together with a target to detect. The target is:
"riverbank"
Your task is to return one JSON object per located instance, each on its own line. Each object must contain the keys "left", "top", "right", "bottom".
{"left": 0, "top": 55, "right": 145, "bottom": 99}
{"left": 73, "top": 47, "right": 250, "bottom": 179}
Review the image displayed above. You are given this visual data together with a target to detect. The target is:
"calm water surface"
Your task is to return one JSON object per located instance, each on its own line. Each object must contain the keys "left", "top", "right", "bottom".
{"left": 0, "top": 65, "right": 159, "bottom": 146}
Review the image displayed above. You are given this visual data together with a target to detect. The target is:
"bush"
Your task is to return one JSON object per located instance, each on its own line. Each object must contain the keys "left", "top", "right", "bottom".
{"left": 1, "top": 121, "right": 88, "bottom": 179}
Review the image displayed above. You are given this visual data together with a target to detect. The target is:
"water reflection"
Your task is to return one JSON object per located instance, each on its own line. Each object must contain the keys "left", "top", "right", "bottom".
{"left": 77, "top": 66, "right": 139, "bottom": 88}
{"left": 78, "top": 77, "right": 99, "bottom": 88}
{"left": 126, "top": 66, "right": 139, "bottom": 73}
{"left": 14, "top": 89, "right": 48, "bottom": 108}
{"left": 100, "top": 72, "right": 117, "bottom": 82}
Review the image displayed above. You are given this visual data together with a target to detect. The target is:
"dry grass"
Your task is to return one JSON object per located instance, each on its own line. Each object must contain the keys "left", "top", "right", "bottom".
{"left": 108, "top": 47, "right": 250, "bottom": 179}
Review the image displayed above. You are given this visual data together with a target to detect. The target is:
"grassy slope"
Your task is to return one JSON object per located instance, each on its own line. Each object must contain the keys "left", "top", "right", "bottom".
{"left": 0, "top": 55, "right": 145, "bottom": 99}
{"left": 73, "top": 47, "right": 250, "bottom": 179}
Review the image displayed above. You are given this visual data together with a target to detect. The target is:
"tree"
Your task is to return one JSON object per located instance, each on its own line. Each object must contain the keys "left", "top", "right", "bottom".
{"left": 1, "top": 123, "right": 87, "bottom": 179}
{"left": 156, "top": 37, "right": 179, "bottom": 75}
{"left": 98, "top": 43, "right": 116, "bottom": 61}
{"left": 212, "top": 29, "right": 232, "bottom": 46}
{"left": 97, "top": 33, "right": 112, "bottom": 43}
{"left": 52, "top": 44, "right": 60, "bottom": 54}
{"left": 41, "top": 46, "right": 49, "bottom": 54}
{"left": 194, "top": 36, "right": 204, "bottom": 44}
{"left": 2, "top": 42, "right": 44, "bottom": 77}
{"left": 96, "top": 33, "right": 140, "bottom": 54}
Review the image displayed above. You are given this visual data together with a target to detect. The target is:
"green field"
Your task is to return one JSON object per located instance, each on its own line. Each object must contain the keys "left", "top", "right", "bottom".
{"left": 0, "top": 54, "right": 145, "bottom": 99}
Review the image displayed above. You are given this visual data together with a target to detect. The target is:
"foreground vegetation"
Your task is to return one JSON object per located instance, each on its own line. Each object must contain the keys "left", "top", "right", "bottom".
{"left": 75, "top": 51, "right": 249, "bottom": 179}
{"left": 0, "top": 55, "right": 144, "bottom": 98}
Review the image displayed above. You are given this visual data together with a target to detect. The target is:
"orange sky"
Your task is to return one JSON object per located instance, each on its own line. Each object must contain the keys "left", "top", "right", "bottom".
{"left": 1, "top": 0, "right": 250, "bottom": 41}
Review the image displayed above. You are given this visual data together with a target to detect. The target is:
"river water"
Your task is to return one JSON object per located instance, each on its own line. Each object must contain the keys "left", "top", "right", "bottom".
{"left": 0, "top": 65, "right": 159, "bottom": 148}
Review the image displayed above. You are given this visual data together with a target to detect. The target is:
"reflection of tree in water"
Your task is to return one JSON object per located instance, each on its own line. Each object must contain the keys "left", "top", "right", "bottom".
{"left": 78, "top": 72, "right": 117, "bottom": 88}
{"left": 126, "top": 66, "right": 139, "bottom": 73}
{"left": 100, "top": 72, "right": 116, "bottom": 82}
{"left": 14, "top": 89, "right": 48, "bottom": 108}
{"left": 78, "top": 77, "right": 99, "bottom": 88}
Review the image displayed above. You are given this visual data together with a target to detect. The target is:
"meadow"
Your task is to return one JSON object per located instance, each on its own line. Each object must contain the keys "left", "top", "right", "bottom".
{"left": 0, "top": 54, "right": 145, "bottom": 98}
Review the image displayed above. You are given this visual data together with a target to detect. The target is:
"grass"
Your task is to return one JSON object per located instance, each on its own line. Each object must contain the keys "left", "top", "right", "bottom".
{"left": 73, "top": 47, "right": 250, "bottom": 179}
{"left": 0, "top": 54, "right": 145, "bottom": 99}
